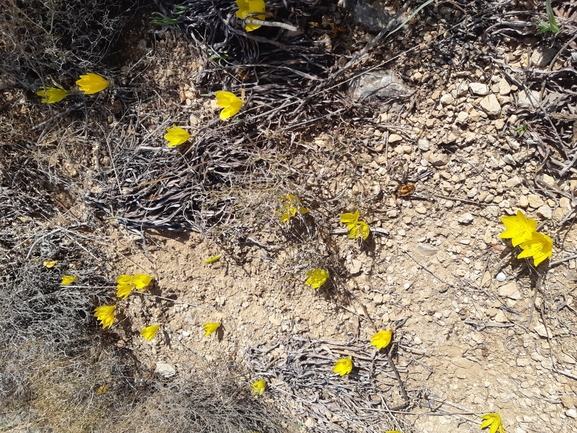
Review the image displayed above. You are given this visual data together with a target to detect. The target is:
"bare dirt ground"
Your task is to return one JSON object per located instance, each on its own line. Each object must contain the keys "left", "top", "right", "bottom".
{"left": 3, "top": 1, "right": 577, "bottom": 433}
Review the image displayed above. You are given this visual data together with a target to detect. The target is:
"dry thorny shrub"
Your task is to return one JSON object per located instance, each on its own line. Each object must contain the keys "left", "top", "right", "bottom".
{"left": 2, "top": 0, "right": 577, "bottom": 431}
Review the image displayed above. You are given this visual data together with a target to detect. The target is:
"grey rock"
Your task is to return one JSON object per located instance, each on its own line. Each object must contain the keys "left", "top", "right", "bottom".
{"left": 440, "top": 94, "right": 455, "bottom": 105}
{"left": 458, "top": 213, "right": 474, "bottom": 224}
{"left": 517, "top": 90, "right": 541, "bottom": 108}
{"left": 346, "top": 0, "right": 394, "bottom": 32}
{"left": 349, "top": 70, "right": 411, "bottom": 101}
{"left": 530, "top": 46, "right": 557, "bottom": 68}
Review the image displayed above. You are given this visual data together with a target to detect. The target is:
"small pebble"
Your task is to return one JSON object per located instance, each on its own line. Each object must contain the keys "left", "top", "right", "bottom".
{"left": 496, "top": 272, "right": 506, "bottom": 282}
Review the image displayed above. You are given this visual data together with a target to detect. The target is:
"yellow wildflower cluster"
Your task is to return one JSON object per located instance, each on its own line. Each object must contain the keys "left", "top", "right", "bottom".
{"left": 37, "top": 72, "right": 109, "bottom": 104}
{"left": 304, "top": 268, "right": 329, "bottom": 289}
{"left": 93, "top": 273, "right": 157, "bottom": 341}
{"left": 116, "top": 273, "right": 153, "bottom": 299}
{"left": 499, "top": 210, "right": 553, "bottom": 266}
{"left": 331, "top": 330, "right": 393, "bottom": 377}
{"left": 278, "top": 194, "right": 309, "bottom": 223}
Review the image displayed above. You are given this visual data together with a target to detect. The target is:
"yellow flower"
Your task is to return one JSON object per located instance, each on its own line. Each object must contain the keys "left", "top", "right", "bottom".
{"left": 499, "top": 210, "right": 537, "bottom": 247}
{"left": 116, "top": 274, "right": 133, "bottom": 285}
{"left": 517, "top": 231, "right": 553, "bottom": 267}
{"left": 279, "top": 194, "right": 309, "bottom": 223}
{"left": 340, "top": 210, "right": 360, "bottom": 226}
{"left": 203, "top": 322, "right": 220, "bottom": 336}
{"left": 333, "top": 356, "right": 353, "bottom": 376}
{"left": 61, "top": 275, "right": 78, "bottom": 285}
{"left": 204, "top": 255, "right": 222, "bottom": 264}
{"left": 480, "top": 413, "right": 505, "bottom": 433}
{"left": 94, "top": 305, "right": 116, "bottom": 329}
{"left": 340, "top": 210, "right": 370, "bottom": 240}
{"left": 348, "top": 221, "right": 370, "bottom": 240}
{"left": 252, "top": 379, "right": 266, "bottom": 395}
{"left": 371, "top": 330, "right": 393, "bottom": 351}
{"left": 164, "top": 125, "right": 191, "bottom": 147}
{"left": 141, "top": 324, "right": 160, "bottom": 341}
{"left": 37, "top": 86, "right": 70, "bottom": 104}
{"left": 76, "top": 72, "right": 109, "bottom": 94}
{"left": 43, "top": 260, "right": 59, "bottom": 268}
{"left": 215, "top": 91, "right": 244, "bottom": 120}
{"left": 133, "top": 274, "right": 153, "bottom": 290}
{"left": 235, "top": 0, "right": 266, "bottom": 32}
{"left": 304, "top": 268, "right": 329, "bottom": 289}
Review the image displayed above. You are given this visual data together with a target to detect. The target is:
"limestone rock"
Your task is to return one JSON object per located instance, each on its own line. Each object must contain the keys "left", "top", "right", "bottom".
{"left": 469, "top": 82, "right": 489, "bottom": 96}
{"left": 480, "top": 94, "right": 501, "bottom": 115}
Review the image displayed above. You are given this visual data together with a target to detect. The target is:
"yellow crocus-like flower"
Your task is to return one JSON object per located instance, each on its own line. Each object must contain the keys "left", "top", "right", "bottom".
{"left": 348, "top": 221, "right": 370, "bottom": 240}
{"left": 499, "top": 210, "right": 537, "bottom": 247}
{"left": 517, "top": 231, "right": 553, "bottom": 267}
{"left": 235, "top": 0, "right": 266, "bottom": 32}
{"left": 304, "top": 268, "right": 329, "bottom": 289}
{"left": 252, "top": 379, "right": 266, "bottom": 395}
{"left": 133, "top": 274, "right": 153, "bottom": 290}
{"left": 61, "top": 275, "right": 78, "bottom": 285}
{"left": 333, "top": 356, "right": 353, "bottom": 376}
{"left": 340, "top": 210, "right": 360, "bottom": 226}
{"left": 370, "top": 330, "right": 393, "bottom": 351}
{"left": 43, "top": 260, "right": 59, "bottom": 268}
{"left": 215, "top": 91, "right": 244, "bottom": 120}
{"left": 141, "top": 324, "right": 160, "bottom": 341}
{"left": 94, "top": 305, "right": 116, "bottom": 329}
{"left": 203, "top": 322, "right": 220, "bottom": 336}
{"left": 76, "top": 72, "right": 109, "bottom": 95}
{"left": 37, "top": 86, "right": 70, "bottom": 104}
{"left": 164, "top": 125, "right": 191, "bottom": 147}
{"left": 480, "top": 413, "right": 506, "bottom": 433}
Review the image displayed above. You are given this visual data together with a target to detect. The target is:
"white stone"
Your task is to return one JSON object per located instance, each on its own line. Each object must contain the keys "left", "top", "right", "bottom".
{"left": 458, "top": 213, "right": 474, "bottom": 224}
{"left": 534, "top": 324, "right": 552, "bottom": 338}
{"left": 469, "top": 82, "right": 489, "bottom": 96}
{"left": 155, "top": 362, "right": 176, "bottom": 378}
{"left": 389, "top": 134, "right": 403, "bottom": 143}
{"left": 499, "top": 282, "right": 521, "bottom": 300}
{"left": 480, "top": 94, "right": 501, "bottom": 115}
{"left": 566, "top": 408, "right": 577, "bottom": 419}
{"left": 496, "top": 272, "right": 506, "bottom": 282}
{"left": 440, "top": 94, "right": 455, "bottom": 105}
{"left": 498, "top": 78, "right": 511, "bottom": 95}
{"left": 536, "top": 205, "right": 552, "bottom": 219}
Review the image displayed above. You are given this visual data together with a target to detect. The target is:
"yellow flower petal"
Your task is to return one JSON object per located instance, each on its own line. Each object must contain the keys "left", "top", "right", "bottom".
{"left": 215, "top": 91, "right": 244, "bottom": 120}
{"left": 76, "top": 73, "right": 109, "bottom": 95}
{"left": 140, "top": 324, "right": 160, "bottom": 341}
{"left": 133, "top": 274, "right": 153, "bottom": 290}
{"left": 278, "top": 194, "right": 308, "bottom": 223}
{"left": 164, "top": 125, "right": 191, "bottom": 147}
{"left": 252, "top": 379, "right": 266, "bottom": 395}
{"left": 348, "top": 221, "right": 370, "bottom": 240}
{"left": 43, "top": 260, "right": 59, "bottom": 268}
{"left": 96, "top": 385, "right": 109, "bottom": 395}
{"left": 371, "top": 330, "right": 393, "bottom": 351}
{"left": 340, "top": 210, "right": 360, "bottom": 226}
{"left": 116, "top": 274, "right": 134, "bottom": 286}
{"left": 204, "top": 255, "right": 222, "bottom": 264}
{"left": 304, "top": 268, "right": 329, "bottom": 289}
{"left": 203, "top": 322, "right": 220, "bottom": 336}
{"left": 37, "top": 86, "right": 70, "bottom": 103}
{"left": 61, "top": 275, "right": 78, "bottom": 285}
{"left": 116, "top": 284, "right": 133, "bottom": 299}
{"left": 94, "top": 305, "right": 116, "bottom": 329}
{"left": 499, "top": 210, "right": 537, "bottom": 247}
{"left": 235, "top": 0, "right": 266, "bottom": 31}
{"left": 333, "top": 356, "right": 353, "bottom": 376}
